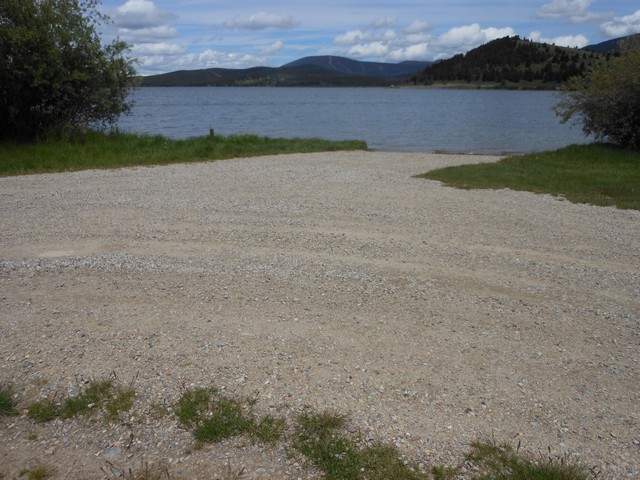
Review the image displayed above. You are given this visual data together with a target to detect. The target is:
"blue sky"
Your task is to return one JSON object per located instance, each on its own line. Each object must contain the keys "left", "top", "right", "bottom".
{"left": 98, "top": 0, "right": 640, "bottom": 75}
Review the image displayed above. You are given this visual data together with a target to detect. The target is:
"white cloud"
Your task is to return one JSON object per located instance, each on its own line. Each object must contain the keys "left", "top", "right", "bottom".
{"left": 260, "top": 40, "right": 285, "bottom": 55}
{"left": 117, "top": 25, "right": 178, "bottom": 43}
{"left": 370, "top": 17, "right": 397, "bottom": 29}
{"left": 332, "top": 20, "right": 518, "bottom": 62}
{"left": 112, "top": 0, "right": 177, "bottom": 29}
{"left": 130, "top": 42, "right": 185, "bottom": 56}
{"left": 347, "top": 41, "right": 389, "bottom": 58}
{"left": 405, "top": 21, "right": 430, "bottom": 34}
{"left": 223, "top": 12, "right": 299, "bottom": 30}
{"left": 109, "top": 0, "right": 179, "bottom": 46}
{"left": 437, "top": 23, "right": 515, "bottom": 49}
{"left": 529, "top": 30, "right": 589, "bottom": 47}
{"left": 601, "top": 10, "right": 640, "bottom": 37}
{"left": 387, "top": 43, "right": 430, "bottom": 61}
{"left": 334, "top": 30, "right": 370, "bottom": 45}
{"left": 537, "top": 0, "right": 591, "bottom": 19}
{"left": 537, "top": 0, "right": 611, "bottom": 23}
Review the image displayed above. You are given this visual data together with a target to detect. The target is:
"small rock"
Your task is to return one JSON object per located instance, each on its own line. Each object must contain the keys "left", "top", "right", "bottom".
{"left": 104, "top": 447, "right": 121, "bottom": 459}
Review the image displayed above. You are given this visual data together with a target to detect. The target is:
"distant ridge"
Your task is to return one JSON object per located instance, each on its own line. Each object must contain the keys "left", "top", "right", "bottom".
{"left": 141, "top": 35, "right": 636, "bottom": 88}
{"left": 283, "top": 56, "right": 432, "bottom": 78}
{"left": 140, "top": 56, "right": 433, "bottom": 87}
{"left": 584, "top": 34, "right": 639, "bottom": 54}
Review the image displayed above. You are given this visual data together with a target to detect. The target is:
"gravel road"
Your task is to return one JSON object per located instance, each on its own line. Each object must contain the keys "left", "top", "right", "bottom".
{"left": 1, "top": 151, "right": 639, "bottom": 479}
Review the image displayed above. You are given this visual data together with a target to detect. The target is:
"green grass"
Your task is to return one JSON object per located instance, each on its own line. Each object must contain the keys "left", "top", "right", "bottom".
{"left": 0, "top": 383, "right": 17, "bottom": 416}
{"left": 468, "top": 441, "right": 588, "bottom": 480}
{"left": 293, "top": 411, "right": 427, "bottom": 480}
{"left": 416, "top": 144, "right": 640, "bottom": 210}
{"left": 19, "top": 467, "right": 49, "bottom": 480}
{"left": 174, "top": 387, "right": 285, "bottom": 446}
{"left": 0, "top": 131, "right": 367, "bottom": 176}
{"left": 27, "top": 399, "right": 58, "bottom": 423}
{"left": 12, "top": 376, "right": 596, "bottom": 480}
{"left": 27, "top": 379, "right": 135, "bottom": 422}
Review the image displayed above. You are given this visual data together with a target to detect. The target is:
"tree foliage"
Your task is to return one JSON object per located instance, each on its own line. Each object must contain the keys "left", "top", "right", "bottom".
{"left": 410, "top": 36, "right": 600, "bottom": 86}
{"left": 0, "top": 0, "right": 137, "bottom": 141}
{"left": 555, "top": 37, "right": 640, "bottom": 149}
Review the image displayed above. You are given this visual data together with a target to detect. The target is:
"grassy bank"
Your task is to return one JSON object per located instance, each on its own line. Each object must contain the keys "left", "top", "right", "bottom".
{"left": 416, "top": 144, "right": 640, "bottom": 210}
{"left": 0, "top": 132, "right": 367, "bottom": 176}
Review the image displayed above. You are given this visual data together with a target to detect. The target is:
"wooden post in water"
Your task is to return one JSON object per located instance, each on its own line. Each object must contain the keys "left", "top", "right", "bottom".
{"left": 209, "top": 128, "right": 215, "bottom": 140}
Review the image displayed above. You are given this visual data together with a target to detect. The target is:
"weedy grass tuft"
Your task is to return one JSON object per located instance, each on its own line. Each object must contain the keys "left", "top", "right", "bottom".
{"left": 174, "top": 387, "right": 217, "bottom": 427}
{"left": 174, "top": 387, "right": 284, "bottom": 446}
{"left": 293, "top": 410, "right": 427, "bottom": 480}
{"left": 0, "top": 383, "right": 18, "bottom": 416}
{"left": 27, "top": 399, "right": 58, "bottom": 423}
{"left": 430, "top": 465, "right": 458, "bottom": 479}
{"left": 467, "top": 440, "right": 589, "bottom": 480}
{"left": 27, "top": 379, "right": 135, "bottom": 423}
{"left": 251, "top": 415, "right": 287, "bottom": 445}
{"left": 9, "top": 375, "right": 598, "bottom": 479}
{"left": 18, "top": 467, "right": 49, "bottom": 480}
{"left": 192, "top": 397, "right": 253, "bottom": 443}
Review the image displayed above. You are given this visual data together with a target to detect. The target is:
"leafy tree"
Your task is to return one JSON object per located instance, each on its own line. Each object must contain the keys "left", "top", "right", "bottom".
{"left": 0, "top": 0, "right": 137, "bottom": 141}
{"left": 555, "top": 37, "right": 640, "bottom": 149}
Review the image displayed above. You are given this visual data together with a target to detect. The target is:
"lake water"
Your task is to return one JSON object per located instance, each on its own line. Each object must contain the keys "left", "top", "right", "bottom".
{"left": 117, "top": 87, "right": 587, "bottom": 154}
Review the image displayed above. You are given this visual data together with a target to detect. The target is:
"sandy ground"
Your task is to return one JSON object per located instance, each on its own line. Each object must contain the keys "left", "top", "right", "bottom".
{"left": 1, "top": 151, "right": 639, "bottom": 479}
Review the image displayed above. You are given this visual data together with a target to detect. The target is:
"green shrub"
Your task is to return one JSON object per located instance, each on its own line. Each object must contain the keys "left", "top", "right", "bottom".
{"left": 555, "top": 37, "right": 640, "bottom": 149}
{"left": 0, "top": 383, "right": 17, "bottom": 416}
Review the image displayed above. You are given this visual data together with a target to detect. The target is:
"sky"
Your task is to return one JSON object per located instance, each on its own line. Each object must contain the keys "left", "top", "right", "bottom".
{"left": 97, "top": 0, "right": 640, "bottom": 75}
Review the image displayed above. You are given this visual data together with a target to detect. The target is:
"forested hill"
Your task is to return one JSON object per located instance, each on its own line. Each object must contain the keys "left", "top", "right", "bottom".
{"left": 409, "top": 36, "right": 608, "bottom": 88}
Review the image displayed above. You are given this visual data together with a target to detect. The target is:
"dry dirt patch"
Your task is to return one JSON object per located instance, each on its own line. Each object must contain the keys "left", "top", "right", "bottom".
{"left": 1, "top": 151, "right": 638, "bottom": 479}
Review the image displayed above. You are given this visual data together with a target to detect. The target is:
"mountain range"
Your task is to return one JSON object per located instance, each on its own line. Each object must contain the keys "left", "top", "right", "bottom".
{"left": 140, "top": 35, "right": 634, "bottom": 88}
{"left": 140, "top": 56, "right": 432, "bottom": 87}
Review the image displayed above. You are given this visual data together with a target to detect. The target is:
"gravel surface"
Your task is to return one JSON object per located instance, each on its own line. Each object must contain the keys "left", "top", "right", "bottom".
{"left": 1, "top": 151, "right": 639, "bottom": 479}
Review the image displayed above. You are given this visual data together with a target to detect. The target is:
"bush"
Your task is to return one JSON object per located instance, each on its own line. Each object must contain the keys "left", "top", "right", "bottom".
{"left": 0, "top": 383, "right": 17, "bottom": 416}
{"left": 0, "top": 0, "right": 137, "bottom": 141}
{"left": 554, "top": 36, "right": 640, "bottom": 149}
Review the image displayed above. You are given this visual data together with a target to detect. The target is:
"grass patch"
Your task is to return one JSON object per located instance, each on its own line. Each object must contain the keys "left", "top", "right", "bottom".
{"left": 19, "top": 467, "right": 49, "bottom": 480}
{"left": 11, "top": 376, "right": 597, "bottom": 480}
{"left": 0, "top": 131, "right": 367, "bottom": 176}
{"left": 467, "top": 441, "right": 589, "bottom": 480}
{"left": 0, "top": 383, "right": 17, "bottom": 416}
{"left": 293, "top": 410, "right": 427, "bottom": 480}
{"left": 27, "top": 379, "right": 135, "bottom": 423}
{"left": 27, "top": 399, "right": 58, "bottom": 423}
{"left": 416, "top": 144, "right": 640, "bottom": 210}
{"left": 174, "top": 387, "right": 285, "bottom": 447}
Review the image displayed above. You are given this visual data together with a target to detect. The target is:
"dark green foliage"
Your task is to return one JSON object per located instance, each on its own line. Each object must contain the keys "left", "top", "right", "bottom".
{"left": 411, "top": 36, "right": 604, "bottom": 87}
{"left": 0, "top": 383, "right": 18, "bottom": 416}
{"left": 555, "top": 37, "right": 640, "bottom": 149}
{"left": 417, "top": 144, "right": 640, "bottom": 210}
{"left": 0, "top": 0, "right": 137, "bottom": 140}
{"left": 468, "top": 441, "right": 588, "bottom": 480}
